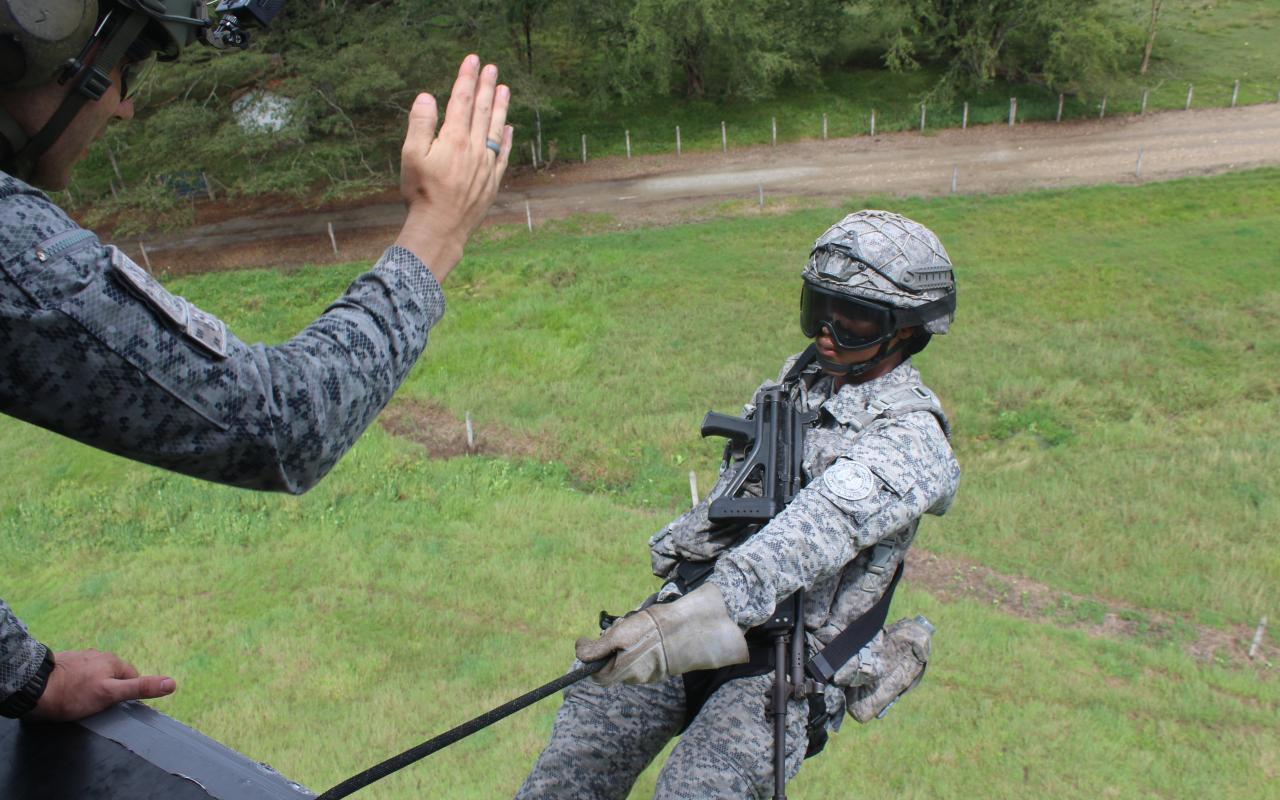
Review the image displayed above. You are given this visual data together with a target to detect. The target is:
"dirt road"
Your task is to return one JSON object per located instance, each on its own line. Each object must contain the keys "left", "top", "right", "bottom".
{"left": 143, "top": 103, "right": 1280, "bottom": 273}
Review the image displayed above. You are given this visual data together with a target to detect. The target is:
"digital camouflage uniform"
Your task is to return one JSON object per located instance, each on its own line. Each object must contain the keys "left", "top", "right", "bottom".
{"left": 517, "top": 350, "right": 960, "bottom": 799}
{"left": 0, "top": 170, "right": 446, "bottom": 714}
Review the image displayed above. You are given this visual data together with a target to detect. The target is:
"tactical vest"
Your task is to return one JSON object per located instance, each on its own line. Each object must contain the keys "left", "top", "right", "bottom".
{"left": 651, "top": 345, "right": 951, "bottom": 637}
{"left": 652, "top": 347, "right": 949, "bottom": 740}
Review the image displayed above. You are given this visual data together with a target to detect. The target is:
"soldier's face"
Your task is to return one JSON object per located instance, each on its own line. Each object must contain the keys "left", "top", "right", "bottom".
{"left": 814, "top": 317, "right": 914, "bottom": 371}
{"left": 3, "top": 63, "right": 135, "bottom": 191}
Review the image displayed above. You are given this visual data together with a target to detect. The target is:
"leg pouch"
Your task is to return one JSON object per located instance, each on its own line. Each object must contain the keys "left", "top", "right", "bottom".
{"left": 844, "top": 615, "right": 933, "bottom": 724}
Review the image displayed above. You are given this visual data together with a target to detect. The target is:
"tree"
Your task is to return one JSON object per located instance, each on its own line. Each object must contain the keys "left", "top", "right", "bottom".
{"left": 875, "top": 0, "right": 1138, "bottom": 98}
{"left": 1139, "top": 0, "right": 1164, "bottom": 76}
{"left": 585, "top": 0, "right": 842, "bottom": 101}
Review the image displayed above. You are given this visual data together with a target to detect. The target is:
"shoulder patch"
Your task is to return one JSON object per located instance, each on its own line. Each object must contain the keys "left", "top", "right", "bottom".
{"left": 822, "top": 459, "right": 876, "bottom": 502}
{"left": 110, "top": 246, "right": 188, "bottom": 328}
{"left": 186, "top": 304, "right": 228, "bottom": 358}
{"left": 109, "top": 246, "right": 228, "bottom": 359}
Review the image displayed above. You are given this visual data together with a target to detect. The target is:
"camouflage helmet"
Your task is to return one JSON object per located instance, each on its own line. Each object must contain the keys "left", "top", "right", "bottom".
{"left": 0, "top": 1, "right": 208, "bottom": 89}
{"left": 1, "top": 1, "right": 276, "bottom": 183}
{"left": 803, "top": 210, "right": 957, "bottom": 335}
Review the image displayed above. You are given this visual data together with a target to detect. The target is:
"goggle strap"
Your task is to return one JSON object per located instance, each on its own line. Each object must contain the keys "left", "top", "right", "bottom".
{"left": 890, "top": 291, "right": 956, "bottom": 329}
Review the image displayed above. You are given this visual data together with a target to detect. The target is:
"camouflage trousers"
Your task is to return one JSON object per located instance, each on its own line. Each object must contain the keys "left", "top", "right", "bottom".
{"left": 515, "top": 666, "right": 808, "bottom": 799}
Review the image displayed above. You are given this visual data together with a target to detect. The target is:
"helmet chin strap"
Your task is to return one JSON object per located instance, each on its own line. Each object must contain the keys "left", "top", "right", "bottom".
{"left": 3, "top": 10, "right": 147, "bottom": 182}
{"left": 815, "top": 335, "right": 909, "bottom": 380}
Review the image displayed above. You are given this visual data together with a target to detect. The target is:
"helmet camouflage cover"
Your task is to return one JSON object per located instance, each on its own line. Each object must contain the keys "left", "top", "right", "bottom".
{"left": 0, "top": 1, "right": 207, "bottom": 89}
{"left": 803, "top": 210, "right": 957, "bottom": 335}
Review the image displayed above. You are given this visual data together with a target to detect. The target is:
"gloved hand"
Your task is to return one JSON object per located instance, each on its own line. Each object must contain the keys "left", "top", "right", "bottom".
{"left": 576, "top": 583, "right": 749, "bottom": 686}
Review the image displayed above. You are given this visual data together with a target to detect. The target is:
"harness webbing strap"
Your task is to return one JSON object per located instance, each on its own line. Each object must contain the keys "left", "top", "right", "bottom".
{"left": 805, "top": 560, "right": 904, "bottom": 684}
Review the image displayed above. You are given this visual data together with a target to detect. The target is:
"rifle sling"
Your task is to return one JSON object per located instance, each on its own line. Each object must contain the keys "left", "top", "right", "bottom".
{"left": 782, "top": 344, "right": 818, "bottom": 384}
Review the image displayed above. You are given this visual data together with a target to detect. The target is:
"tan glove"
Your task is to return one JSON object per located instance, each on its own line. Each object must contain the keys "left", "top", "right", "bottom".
{"left": 576, "top": 583, "right": 749, "bottom": 686}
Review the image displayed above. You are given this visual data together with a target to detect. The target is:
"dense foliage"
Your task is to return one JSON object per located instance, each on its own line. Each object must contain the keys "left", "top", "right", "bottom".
{"left": 63, "top": 0, "right": 1277, "bottom": 231}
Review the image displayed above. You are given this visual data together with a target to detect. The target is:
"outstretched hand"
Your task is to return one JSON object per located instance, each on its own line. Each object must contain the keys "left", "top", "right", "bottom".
{"left": 29, "top": 649, "right": 175, "bottom": 722}
{"left": 395, "top": 54, "right": 513, "bottom": 283}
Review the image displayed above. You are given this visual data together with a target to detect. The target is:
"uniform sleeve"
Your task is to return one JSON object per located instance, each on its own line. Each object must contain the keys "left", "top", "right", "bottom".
{"left": 0, "top": 189, "right": 445, "bottom": 494}
{"left": 709, "top": 411, "right": 960, "bottom": 628}
{"left": 0, "top": 598, "right": 48, "bottom": 707}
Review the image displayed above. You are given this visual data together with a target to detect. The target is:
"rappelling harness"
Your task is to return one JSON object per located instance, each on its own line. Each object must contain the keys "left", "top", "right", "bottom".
{"left": 645, "top": 343, "right": 943, "bottom": 799}
{"left": 317, "top": 345, "right": 944, "bottom": 799}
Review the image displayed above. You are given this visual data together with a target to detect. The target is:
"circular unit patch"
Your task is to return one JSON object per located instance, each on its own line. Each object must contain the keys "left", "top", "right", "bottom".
{"left": 822, "top": 460, "right": 876, "bottom": 502}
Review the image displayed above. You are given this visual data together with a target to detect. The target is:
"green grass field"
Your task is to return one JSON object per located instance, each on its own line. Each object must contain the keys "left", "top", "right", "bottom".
{"left": 3, "top": 168, "right": 1277, "bottom": 797}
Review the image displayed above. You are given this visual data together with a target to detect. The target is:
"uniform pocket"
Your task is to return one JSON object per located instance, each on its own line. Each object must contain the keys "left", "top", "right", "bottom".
{"left": 24, "top": 243, "right": 233, "bottom": 431}
{"left": 845, "top": 615, "right": 933, "bottom": 723}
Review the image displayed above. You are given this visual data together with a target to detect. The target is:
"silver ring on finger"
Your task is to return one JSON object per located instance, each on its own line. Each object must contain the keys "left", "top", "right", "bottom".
{"left": 485, "top": 138, "right": 501, "bottom": 155}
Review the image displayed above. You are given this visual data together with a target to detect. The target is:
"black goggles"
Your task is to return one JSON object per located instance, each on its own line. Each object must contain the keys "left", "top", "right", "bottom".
{"left": 799, "top": 282, "right": 896, "bottom": 351}
{"left": 120, "top": 41, "right": 157, "bottom": 100}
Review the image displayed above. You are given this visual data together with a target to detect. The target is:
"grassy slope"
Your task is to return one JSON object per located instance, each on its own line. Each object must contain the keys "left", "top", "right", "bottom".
{"left": 64, "top": 1, "right": 1280, "bottom": 221}
{"left": 3, "top": 170, "right": 1277, "bottom": 797}
{"left": 521, "top": 0, "right": 1280, "bottom": 162}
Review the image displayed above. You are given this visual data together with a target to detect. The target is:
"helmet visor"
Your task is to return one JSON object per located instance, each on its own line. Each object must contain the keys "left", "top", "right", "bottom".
{"left": 799, "top": 282, "right": 895, "bottom": 351}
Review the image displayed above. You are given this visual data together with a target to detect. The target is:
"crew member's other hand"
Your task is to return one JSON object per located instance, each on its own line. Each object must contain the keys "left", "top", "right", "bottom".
{"left": 576, "top": 584, "right": 749, "bottom": 686}
{"left": 28, "top": 649, "right": 176, "bottom": 722}
{"left": 395, "top": 54, "right": 513, "bottom": 283}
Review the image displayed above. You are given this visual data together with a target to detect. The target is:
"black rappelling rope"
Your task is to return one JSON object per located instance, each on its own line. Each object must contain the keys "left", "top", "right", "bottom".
{"left": 316, "top": 658, "right": 608, "bottom": 800}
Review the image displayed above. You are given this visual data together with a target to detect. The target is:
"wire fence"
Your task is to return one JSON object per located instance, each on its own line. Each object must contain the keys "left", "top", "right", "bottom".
{"left": 518, "top": 80, "right": 1280, "bottom": 168}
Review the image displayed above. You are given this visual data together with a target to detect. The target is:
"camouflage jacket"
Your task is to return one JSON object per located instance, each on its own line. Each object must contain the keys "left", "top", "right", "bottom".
{"left": 649, "top": 352, "right": 960, "bottom": 646}
{"left": 0, "top": 170, "right": 445, "bottom": 707}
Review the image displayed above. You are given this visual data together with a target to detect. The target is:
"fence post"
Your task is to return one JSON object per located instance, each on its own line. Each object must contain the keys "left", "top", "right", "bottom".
{"left": 625, "top": 129, "right": 631, "bottom": 159}
{"left": 676, "top": 125, "right": 682, "bottom": 155}
{"left": 962, "top": 102, "right": 969, "bottom": 130}
{"left": 1135, "top": 146, "right": 1144, "bottom": 178}
{"left": 919, "top": 103, "right": 926, "bottom": 132}
{"left": 1231, "top": 79, "right": 1240, "bottom": 108}
{"left": 757, "top": 183, "right": 764, "bottom": 208}
{"left": 950, "top": 166, "right": 957, "bottom": 194}
{"left": 1185, "top": 84, "right": 1194, "bottom": 110}
{"left": 1008, "top": 97, "right": 1017, "bottom": 127}
{"left": 771, "top": 116, "right": 777, "bottom": 146}
{"left": 1249, "top": 617, "right": 1268, "bottom": 659}
{"left": 581, "top": 133, "right": 586, "bottom": 163}
{"left": 721, "top": 121, "right": 727, "bottom": 152}
{"left": 525, "top": 201, "right": 533, "bottom": 232}
{"left": 529, "top": 140, "right": 538, "bottom": 168}
{"left": 465, "top": 412, "right": 475, "bottom": 453}
{"left": 327, "top": 222, "right": 338, "bottom": 255}
{"left": 1141, "top": 89, "right": 1149, "bottom": 115}
{"left": 1057, "top": 93, "right": 1064, "bottom": 122}
{"left": 870, "top": 109, "right": 876, "bottom": 137}
{"left": 1100, "top": 96, "right": 1107, "bottom": 119}
{"left": 822, "top": 113, "right": 828, "bottom": 140}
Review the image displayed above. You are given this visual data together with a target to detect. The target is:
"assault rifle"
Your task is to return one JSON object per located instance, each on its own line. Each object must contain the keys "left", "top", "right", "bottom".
{"left": 692, "top": 385, "right": 816, "bottom": 800}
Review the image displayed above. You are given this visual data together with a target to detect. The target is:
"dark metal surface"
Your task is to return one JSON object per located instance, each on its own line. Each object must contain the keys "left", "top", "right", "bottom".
{"left": 0, "top": 702, "right": 313, "bottom": 799}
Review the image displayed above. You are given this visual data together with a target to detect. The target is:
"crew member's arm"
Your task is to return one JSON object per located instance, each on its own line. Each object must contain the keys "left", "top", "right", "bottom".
{"left": 0, "top": 57, "right": 512, "bottom": 494}
{"left": 708, "top": 412, "right": 960, "bottom": 628}
{"left": 0, "top": 598, "right": 50, "bottom": 717}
